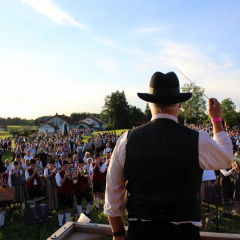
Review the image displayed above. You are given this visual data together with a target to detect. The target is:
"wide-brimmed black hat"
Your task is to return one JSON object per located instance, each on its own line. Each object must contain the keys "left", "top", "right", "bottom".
{"left": 137, "top": 72, "right": 192, "bottom": 104}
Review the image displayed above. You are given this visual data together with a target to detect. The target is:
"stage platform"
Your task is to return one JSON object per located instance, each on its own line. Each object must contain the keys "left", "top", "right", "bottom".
{"left": 47, "top": 222, "right": 240, "bottom": 240}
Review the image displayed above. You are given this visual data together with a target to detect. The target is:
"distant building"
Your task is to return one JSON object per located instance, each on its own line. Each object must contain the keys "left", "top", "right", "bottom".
{"left": 0, "top": 125, "right": 8, "bottom": 131}
{"left": 38, "top": 114, "right": 105, "bottom": 133}
{"left": 39, "top": 117, "right": 51, "bottom": 124}
{"left": 39, "top": 114, "right": 75, "bottom": 133}
{"left": 77, "top": 116, "right": 105, "bottom": 131}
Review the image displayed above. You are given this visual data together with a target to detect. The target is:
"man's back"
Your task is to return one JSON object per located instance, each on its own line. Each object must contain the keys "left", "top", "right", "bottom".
{"left": 125, "top": 118, "right": 203, "bottom": 222}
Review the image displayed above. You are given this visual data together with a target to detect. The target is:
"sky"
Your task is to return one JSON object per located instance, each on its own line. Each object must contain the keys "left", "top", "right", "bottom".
{"left": 0, "top": 0, "right": 239, "bottom": 119}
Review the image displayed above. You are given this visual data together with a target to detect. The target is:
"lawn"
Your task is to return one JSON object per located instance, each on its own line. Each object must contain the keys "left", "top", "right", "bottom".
{"left": 0, "top": 133, "right": 12, "bottom": 139}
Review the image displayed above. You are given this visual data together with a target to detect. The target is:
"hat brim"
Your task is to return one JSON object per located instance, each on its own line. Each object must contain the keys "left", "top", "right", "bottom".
{"left": 137, "top": 92, "right": 192, "bottom": 104}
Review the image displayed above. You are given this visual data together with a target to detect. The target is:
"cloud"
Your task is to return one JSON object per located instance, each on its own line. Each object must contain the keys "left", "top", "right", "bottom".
{"left": 94, "top": 36, "right": 143, "bottom": 57}
{"left": 21, "top": 0, "right": 86, "bottom": 29}
{"left": 94, "top": 37, "right": 116, "bottom": 48}
{"left": 128, "top": 41, "right": 240, "bottom": 109}
{"left": 135, "top": 27, "right": 166, "bottom": 34}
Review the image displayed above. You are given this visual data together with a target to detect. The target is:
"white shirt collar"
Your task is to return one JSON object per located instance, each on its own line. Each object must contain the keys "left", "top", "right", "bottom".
{"left": 151, "top": 113, "right": 178, "bottom": 123}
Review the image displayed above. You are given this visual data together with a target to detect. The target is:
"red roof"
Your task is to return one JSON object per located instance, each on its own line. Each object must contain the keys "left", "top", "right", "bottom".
{"left": 90, "top": 116, "right": 105, "bottom": 124}
{"left": 41, "top": 114, "right": 74, "bottom": 124}
{"left": 78, "top": 122, "right": 93, "bottom": 128}
{"left": 78, "top": 116, "right": 105, "bottom": 125}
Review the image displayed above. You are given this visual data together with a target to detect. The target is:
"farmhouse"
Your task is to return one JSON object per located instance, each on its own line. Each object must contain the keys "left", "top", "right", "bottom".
{"left": 77, "top": 116, "right": 105, "bottom": 131}
{"left": 38, "top": 114, "right": 106, "bottom": 133}
{"left": 39, "top": 114, "right": 75, "bottom": 133}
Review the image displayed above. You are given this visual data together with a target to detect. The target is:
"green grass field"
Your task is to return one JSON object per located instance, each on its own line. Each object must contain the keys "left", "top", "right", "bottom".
{"left": 1, "top": 129, "right": 240, "bottom": 239}
{"left": 0, "top": 133, "right": 12, "bottom": 139}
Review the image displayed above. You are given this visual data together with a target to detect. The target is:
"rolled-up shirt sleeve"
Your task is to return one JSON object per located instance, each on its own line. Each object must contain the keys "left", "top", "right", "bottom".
{"left": 220, "top": 169, "right": 233, "bottom": 177}
{"left": 8, "top": 170, "right": 12, "bottom": 187}
{"left": 199, "top": 130, "right": 234, "bottom": 170}
{"left": 56, "top": 172, "right": 62, "bottom": 187}
{"left": 104, "top": 132, "right": 127, "bottom": 217}
{"left": 99, "top": 163, "right": 106, "bottom": 173}
{"left": 89, "top": 163, "right": 94, "bottom": 174}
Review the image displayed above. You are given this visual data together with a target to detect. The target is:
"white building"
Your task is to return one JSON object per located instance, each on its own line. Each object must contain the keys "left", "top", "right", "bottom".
{"left": 38, "top": 123, "right": 59, "bottom": 133}
{"left": 77, "top": 116, "right": 105, "bottom": 131}
{"left": 39, "top": 114, "right": 75, "bottom": 133}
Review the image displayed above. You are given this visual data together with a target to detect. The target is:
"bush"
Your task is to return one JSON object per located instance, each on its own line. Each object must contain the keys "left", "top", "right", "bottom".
{"left": 105, "top": 122, "right": 114, "bottom": 130}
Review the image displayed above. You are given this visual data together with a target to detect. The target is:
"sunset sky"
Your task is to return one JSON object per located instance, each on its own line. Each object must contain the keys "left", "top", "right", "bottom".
{"left": 0, "top": 0, "right": 239, "bottom": 119}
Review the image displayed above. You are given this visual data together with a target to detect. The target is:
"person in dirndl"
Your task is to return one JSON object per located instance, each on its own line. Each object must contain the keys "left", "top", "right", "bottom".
{"left": 44, "top": 160, "right": 58, "bottom": 211}
{"left": 8, "top": 161, "right": 25, "bottom": 204}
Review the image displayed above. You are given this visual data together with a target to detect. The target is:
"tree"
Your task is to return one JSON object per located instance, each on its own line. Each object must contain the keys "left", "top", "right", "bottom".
{"left": 144, "top": 103, "right": 151, "bottom": 122}
{"left": 128, "top": 105, "right": 145, "bottom": 127}
{"left": 34, "top": 117, "right": 41, "bottom": 126}
{"left": 102, "top": 91, "right": 129, "bottom": 129}
{"left": 181, "top": 83, "right": 207, "bottom": 123}
{"left": 221, "top": 98, "right": 236, "bottom": 118}
{"left": 221, "top": 98, "right": 237, "bottom": 126}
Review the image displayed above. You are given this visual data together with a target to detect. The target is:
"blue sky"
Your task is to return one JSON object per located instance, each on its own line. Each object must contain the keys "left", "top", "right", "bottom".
{"left": 0, "top": 0, "right": 239, "bottom": 119}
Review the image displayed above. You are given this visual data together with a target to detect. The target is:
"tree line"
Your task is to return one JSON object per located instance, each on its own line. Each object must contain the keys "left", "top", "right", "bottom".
{"left": 1, "top": 83, "right": 239, "bottom": 129}
{"left": 0, "top": 117, "right": 34, "bottom": 126}
{"left": 101, "top": 84, "right": 240, "bottom": 129}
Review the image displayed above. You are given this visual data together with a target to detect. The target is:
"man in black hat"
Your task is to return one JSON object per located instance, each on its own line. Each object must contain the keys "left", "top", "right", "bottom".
{"left": 104, "top": 72, "right": 234, "bottom": 239}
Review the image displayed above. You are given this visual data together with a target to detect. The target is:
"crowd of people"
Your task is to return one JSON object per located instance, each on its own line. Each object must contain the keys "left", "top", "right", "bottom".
{"left": 186, "top": 123, "right": 240, "bottom": 216}
{"left": 0, "top": 129, "right": 122, "bottom": 229}
{"left": 0, "top": 122, "right": 239, "bottom": 232}
{"left": 187, "top": 123, "right": 240, "bottom": 152}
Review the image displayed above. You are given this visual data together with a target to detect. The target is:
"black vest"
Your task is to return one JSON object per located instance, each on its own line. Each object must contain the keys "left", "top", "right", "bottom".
{"left": 124, "top": 118, "right": 203, "bottom": 222}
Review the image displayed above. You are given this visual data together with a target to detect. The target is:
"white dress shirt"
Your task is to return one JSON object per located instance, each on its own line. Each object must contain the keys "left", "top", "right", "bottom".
{"left": 5, "top": 164, "right": 12, "bottom": 173}
{"left": 56, "top": 172, "right": 63, "bottom": 187}
{"left": 104, "top": 113, "right": 234, "bottom": 224}
{"left": 24, "top": 155, "right": 33, "bottom": 161}
{"left": 103, "top": 148, "right": 112, "bottom": 155}
{"left": 25, "top": 169, "right": 38, "bottom": 185}
{"left": 220, "top": 169, "right": 234, "bottom": 177}
{"left": 89, "top": 162, "right": 106, "bottom": 174}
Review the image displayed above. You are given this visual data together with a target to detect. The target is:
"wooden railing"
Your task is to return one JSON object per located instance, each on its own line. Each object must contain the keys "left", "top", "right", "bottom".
{"left": 47, "top": 222, "right": 240, "bottom": 240}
